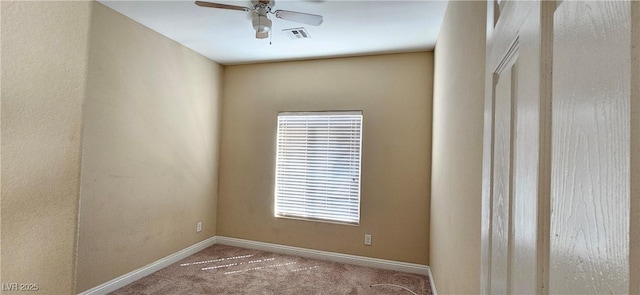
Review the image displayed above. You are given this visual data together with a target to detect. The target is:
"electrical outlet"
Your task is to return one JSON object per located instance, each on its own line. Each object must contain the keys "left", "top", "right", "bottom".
{"left": 364, "top": 234, "right": 372, "bottom": 246}
{"left": 196, "top": 221, "right": 202, "bottom": 233}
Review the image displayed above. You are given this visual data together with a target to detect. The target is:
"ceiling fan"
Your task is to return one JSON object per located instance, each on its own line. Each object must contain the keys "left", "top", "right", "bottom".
{"left": 195, "top": 0, "right": 324, "bottom": 39}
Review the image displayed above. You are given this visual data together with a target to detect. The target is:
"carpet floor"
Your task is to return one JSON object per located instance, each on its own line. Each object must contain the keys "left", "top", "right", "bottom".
{"left": 108, "top": 244, "right": 432, "bottom": 295}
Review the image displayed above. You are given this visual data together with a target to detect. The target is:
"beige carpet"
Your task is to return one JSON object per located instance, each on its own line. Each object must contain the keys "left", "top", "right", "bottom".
{"left": 108, "top": 244, "right": 432, "bottom": 295}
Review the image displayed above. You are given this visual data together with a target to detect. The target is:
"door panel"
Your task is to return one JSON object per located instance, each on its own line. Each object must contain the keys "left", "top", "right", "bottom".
{"left": 491, "top": 64, "right": 515, "bottom": 295}
{"left": 511, "top": 4, "right": 548, "bottom": 292}
{"left": 550, "top": 1, "right": 630, "bottom": 294}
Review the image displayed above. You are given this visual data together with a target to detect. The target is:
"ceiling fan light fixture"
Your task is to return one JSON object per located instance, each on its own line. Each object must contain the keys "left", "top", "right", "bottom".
{"left": 256, "top": 31, "right": 269, "bottom": 39}
{"left": 252, "top": 14, "right": 272, "bottom": 33}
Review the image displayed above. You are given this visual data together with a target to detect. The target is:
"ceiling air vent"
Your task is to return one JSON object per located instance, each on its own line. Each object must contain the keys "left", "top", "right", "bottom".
{"left": 282, "top": 27, "right": 311, "bottom": 39}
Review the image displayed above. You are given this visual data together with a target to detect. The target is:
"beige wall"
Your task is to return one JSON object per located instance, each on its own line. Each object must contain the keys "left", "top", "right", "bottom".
{"left": 430, "top": 1, "right": 486, "bottom": 294}
{"left": 75, "top": 3, "right": 223, "bottom": 292}
{"left": 1, "top": 1, "right": 92, "bottom": 294}
{"left": 218, "top": 52, "right": 432, "bottom": 264}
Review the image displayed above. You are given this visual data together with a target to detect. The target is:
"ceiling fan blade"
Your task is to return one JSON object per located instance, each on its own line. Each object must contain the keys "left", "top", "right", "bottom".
{"left": 195, "top": 1, "right": 250, "bottom": 12}
{"left": 274, "top": 10, "right": 323, "bottom": 26}
{"left": 256, "top": 31, "right": 269, "bottom": 39}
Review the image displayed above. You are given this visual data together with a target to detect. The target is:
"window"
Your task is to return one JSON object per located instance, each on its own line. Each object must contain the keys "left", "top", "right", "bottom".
{"left": 274, "top": 111, "right": 363, "bottom": 225}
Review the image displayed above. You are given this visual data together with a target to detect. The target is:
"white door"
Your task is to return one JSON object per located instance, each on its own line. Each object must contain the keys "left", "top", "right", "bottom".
{"left": 482, "top": 1, "right": 638, "bottom": 294}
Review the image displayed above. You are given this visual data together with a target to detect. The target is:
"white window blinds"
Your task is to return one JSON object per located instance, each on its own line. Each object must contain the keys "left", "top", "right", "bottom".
{"left": 274, "top": 111, "right": 363, "bottom": 225}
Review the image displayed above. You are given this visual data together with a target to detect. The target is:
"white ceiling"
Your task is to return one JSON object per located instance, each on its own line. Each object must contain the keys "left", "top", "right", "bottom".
{"left": 99, "top": 0, "right": 448, "bottom": 65}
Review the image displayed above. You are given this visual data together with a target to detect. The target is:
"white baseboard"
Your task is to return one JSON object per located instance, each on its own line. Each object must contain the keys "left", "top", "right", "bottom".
{"left": 427, "top": 266, "right": 438, "bottom": 295}
{"left": 215, "top": 236, "right": 431, "bottom": 276}
{"left": 77, "top": 237, "right": 216, "bottom": 295}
